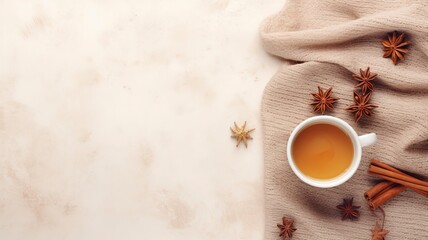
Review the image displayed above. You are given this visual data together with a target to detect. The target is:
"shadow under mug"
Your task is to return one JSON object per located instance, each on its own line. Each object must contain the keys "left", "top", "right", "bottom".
{"left": 287, "top": 116, "right": 376, "bottom": 188}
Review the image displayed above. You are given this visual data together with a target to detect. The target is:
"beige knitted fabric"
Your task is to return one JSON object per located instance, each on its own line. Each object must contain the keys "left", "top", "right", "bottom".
{"left": 260, "top": 1, "right": 428, "bottom": 239}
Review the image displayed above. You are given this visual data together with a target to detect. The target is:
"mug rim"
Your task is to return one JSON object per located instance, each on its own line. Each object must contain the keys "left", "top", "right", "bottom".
{"left": 286, "top": 115, "right": 362, "bottom": 188}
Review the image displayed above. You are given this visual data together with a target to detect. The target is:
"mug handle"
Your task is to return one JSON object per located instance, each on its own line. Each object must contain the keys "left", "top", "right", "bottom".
{"left": 358, "top": 133, "right": 377, "bottom": 147}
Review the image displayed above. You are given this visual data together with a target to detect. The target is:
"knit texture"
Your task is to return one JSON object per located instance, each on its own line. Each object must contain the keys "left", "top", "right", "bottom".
{"left": 260, "top": 1, "right": 428, "bottom": 239}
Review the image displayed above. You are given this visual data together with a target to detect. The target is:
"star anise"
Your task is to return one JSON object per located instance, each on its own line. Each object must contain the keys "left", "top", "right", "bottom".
{"left": 336, "top": 198, "right": 360, "bottom": 220}
{"left": 345, "top": 92, "right": 378, "bottom": 122}
{"left": 353, "top": 67, "right": 377, "bottom": 95}
{"left": 230, "top": 121, "right": 254, "bottom": 148}
{"left": 382, "top": 31, "right": 411, "bottom": 65}
{"left": 310, "top": 86, "right": 338, "bottom": 114}
{"left": 277, "top": 217, "right": 296, "bottom": 239}
{"left": 371, "top": 222, "right": 389, "bottom": 240}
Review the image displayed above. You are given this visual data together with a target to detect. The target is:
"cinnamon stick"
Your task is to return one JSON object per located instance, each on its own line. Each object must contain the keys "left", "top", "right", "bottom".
{"left": 364, "top": 181, "right": 395, "bottom": 201}
{"left": 371, "top": 159, "right": 404, "bottom": 174}
{"left": 368, "top": 185, "right": 406, "bottom": 209}
{"left": 368, "top": 165, "right": 428, "bottom": 188}
{"left": 364, "top": 175, "right": 428, "bottom": 200}
{"left": 368, "top": 172, "right": 428, "bottom": 192}
{"left": 370, "top": 159, "right": 428, "bottom": 197}
{"left": 365, "top": 159, "right": 428, "bottom": 209}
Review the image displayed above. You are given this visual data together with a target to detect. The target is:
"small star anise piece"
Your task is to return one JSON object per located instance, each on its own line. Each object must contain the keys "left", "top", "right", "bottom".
{"left": 277, "top": 217, "right": 296, "bottom": 239}
{"left": 336, "top": 198, "right": 360, "bottom": 220}
{"left": 353, "top": 67, "right": 377, "bottom": 95}
{"left": 345, "top": 92, "right": 378, "bottom": 123}
{"left": 382, "top": 31, "right": 411, "bottom": 65}
{"left": 371, "top": 222, "right": 389, "bottom": 240}
{"left": 230, "top": 121, "right": 255, "bottom": 148}
{"left": 310, "top": 86, "right": 338, "bottom": 114}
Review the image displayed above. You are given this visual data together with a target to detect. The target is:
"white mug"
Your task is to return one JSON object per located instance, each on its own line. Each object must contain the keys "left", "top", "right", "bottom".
{"left": 287, "top": 115, "right": 376, "bottom": 188}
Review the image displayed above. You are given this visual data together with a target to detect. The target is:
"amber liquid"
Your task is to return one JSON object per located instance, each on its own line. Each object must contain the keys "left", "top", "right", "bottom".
{"left": 292, "top": 124, "right": 354, "bottom": 179}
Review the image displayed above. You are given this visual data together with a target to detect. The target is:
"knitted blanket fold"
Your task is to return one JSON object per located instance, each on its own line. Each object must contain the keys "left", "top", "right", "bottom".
{"left": 260, "top": 1, "right": 428, "bottom": 239}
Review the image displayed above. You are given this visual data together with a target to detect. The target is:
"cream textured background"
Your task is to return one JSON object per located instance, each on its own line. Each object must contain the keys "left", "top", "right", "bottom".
{"left": 261, "top": 1, "right": 428, "bottom": 239}
{"left": 0, "top": 0, "right": 283, "bottom": 239}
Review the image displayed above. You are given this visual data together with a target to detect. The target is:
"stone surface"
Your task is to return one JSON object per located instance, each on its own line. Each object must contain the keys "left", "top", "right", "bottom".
{"left": 0, "top": 0, "right": 283, "bottom": 239}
